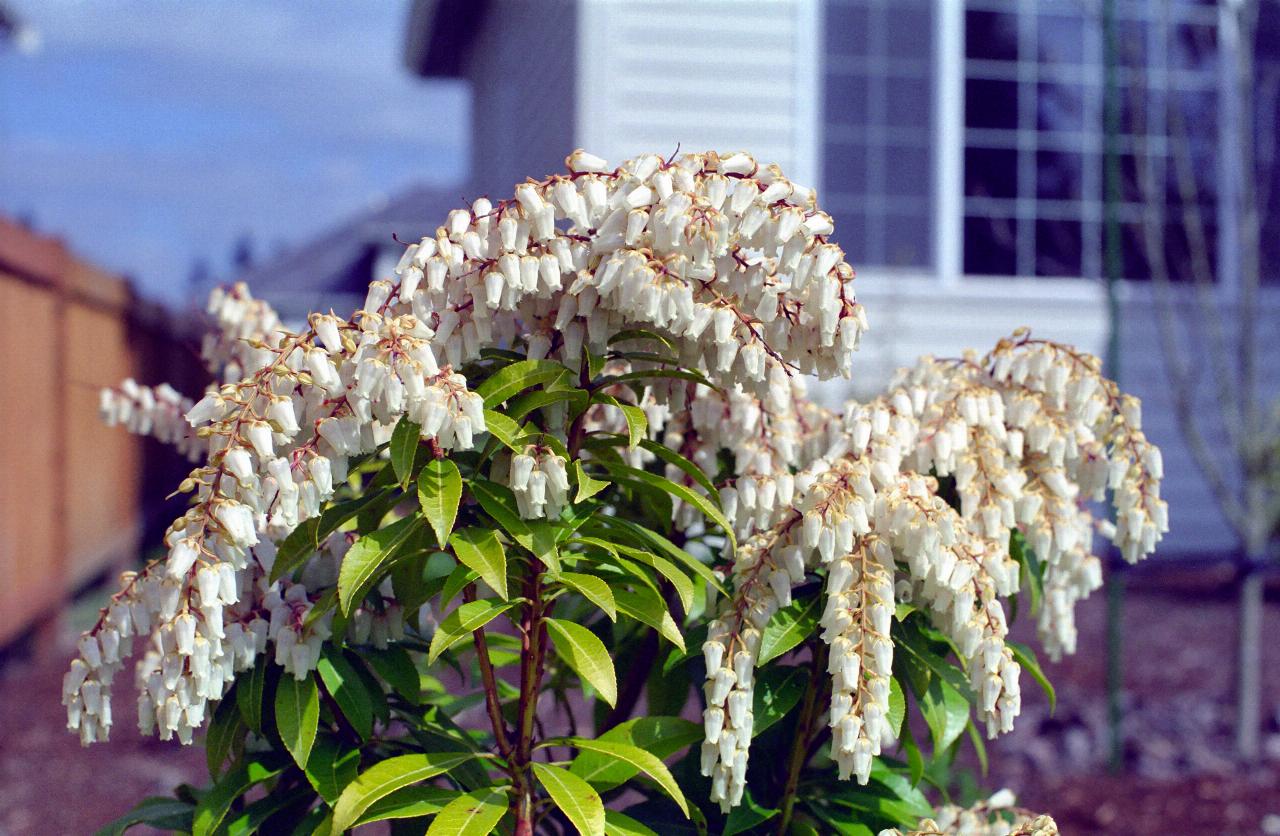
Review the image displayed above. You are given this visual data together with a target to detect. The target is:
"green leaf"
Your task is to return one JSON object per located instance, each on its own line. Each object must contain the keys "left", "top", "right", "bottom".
{"left": 275, "top": 674, "right": 320, "bottom": 769}
{"left": 365, "top": 646, "right": 422, "bottom": 703}
{"left": 304, "top": 735, "right": 361, "bottom": 803}
{"left": 901, "top": 716, "right": 925, "bottom": 787}
{"left": 440, "top": 563, "right": 479, "bottom": 609}
{"left": 353, "top": 786, "right": 461, "bottom": 826}
{"left": 967, "top": 719, "right": 989, "bottom": 776}
{"left": 476, "top": 358, "right": 571, "bottom": 407}
{"left": 611, "top": 545, "right": 694, "bottom": 615}
{"left": 545, "top": 618, "right": 618, "bottom": 707}
{"left": 205, "top": 696, "right": 247, "bottom": 779}
{"left": 390, "top": 417, "right": 423, "bottom": 488}
{"left": 533, "top": 762, "right": 605, "bottom": 836}
{"left": 607, "top": 328, "right": 676, "bottom": 353}
{"left": 563, "top": 738, "right": 688, "bottom": 817}
{"left": 191, "top": 757, "right": 286, "bottom": 836}
{"left": 637, "top": 439, "right": 719, "bottom": 501}
{"left": 236, "top": 654, "right": 268, "bottom": 733}
{"left": 338, "top": 514, "right": 424, "bottom": 614}
{"left": 1007, "top": 639, "right": 1055, "bottom": 713}
{"left": 751, "top": 665, "right": 806, "bottom": 737}
{"left": 482, "top": 409, "right": 521, "bottom": 449}
{"left": 271, "top": 488, "right": 390, "bottom": 581}
{"left": 450, "top": 527, "right": 509, "bottom": 600}
{"left": 614, "top": 587, "right": 684, "bottom": 651}
{"left": 757, "top": 594, "right": 819, "bottom": 665}
{"left": 887, "top": 676, "right": 906, "bottom": 738}
{"left": 569, "top": 717, "right": 701, "bottom": 789}
{"left": 317, "top": 647, "right": 375, "bottom": 740}
{"left": 604, "top": 810, "right": 660, "bottom": 836}
{"left": 597, "top": 395, "right": 647, "bottom": 449}
{"left": 428, "top": 600, "right": 515, "bottom": 663}
{"left": 425, "top": 786, "right": 509, "bottom": 836}
{"left": 470, "top": 479, "right": 561, "bottom": 572}
{"left": 418, "top": 459, "right": 463, "bottom": 548}
{"left": 573, "top": 460, "right": 611, "bottom": 503}
{"left": 723, "top": 790, "right": 778, "bottom": 835}
{"left": 918, "top": 673, "right": 970, "bottom": 753}
{"left": 95, "top": 797, "right": 195, "bottom": 836}
{"left": 595, "top": 517, "right": 725, "bottom": 596}
{"left": 557, "top": 571, "right": 617, "bottom": 620}
{"left": 330, "top": 752, "right": 479, "bottom": 834}
{"left": 221, "top": 787, "right": 311, "bottom": 836}
{"left": 599, "top": 463, "right": 735, "bottom": 550}
{"left": 508, "top": 387, "right": 590, "bottom": 422}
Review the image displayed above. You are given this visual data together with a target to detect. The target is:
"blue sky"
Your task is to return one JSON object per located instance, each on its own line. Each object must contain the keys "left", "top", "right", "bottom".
{"left": 0, "top": 1, "right": 469, "bottom": 302}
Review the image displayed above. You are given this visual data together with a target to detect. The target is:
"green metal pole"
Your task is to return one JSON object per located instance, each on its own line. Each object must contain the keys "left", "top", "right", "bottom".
{"left": 1101, "top": 0, "right": 1126, "bottom": 774}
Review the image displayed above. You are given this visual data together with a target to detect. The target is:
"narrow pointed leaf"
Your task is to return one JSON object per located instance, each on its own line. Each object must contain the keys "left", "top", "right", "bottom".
{"left": 556, "top": 572, "right": 617, "bottom": 620}
{"left": 390, "top": 417, "right": 422, "bottom": 488}
{"left": 470, "top": 479, "right": 561, "bottom": 572}
{"left": 317, "top": 647, "right": 374, "bottom": 740}
{"left": 614, "top": 588, "right": 685, "bottom": 651}
{"left": 565, "top": 738, "right": 688, "bottom": 816}
{"left": 597, "top": 395, "right": 647, "bottom": 449}
{"left": 1008, "top": 640, "right": 1056, "bottom": 714}
{"left": 532, "top": 762, "right": 605, "bottom": 836}
{"left": 425, "top": 786, "right": 509, "bottom": 836}
{"left": 428, "top": 600, "right": 515, "bottom": 663}
{"left": 476, "top": 358, "right": 571, "bottom": 407}
{"left": 417, "top": 459, "right": 462, "bottom": 548}
{"left": 275, "top": 674, "right": 320, "bottom": 769}
{"left": 330, "top": 752, "right": 478, "bottom": 834}
{"left": 757, "top": 595, "right": 820, "bottom": 665}
{"left": 545, "top": 618, "right": 617, "bottom": 707}
{"left": 601, "top": 463, "right": 734, "bottom": 549}
{"left": 337, "top": 514, "right": 424, "bottom": 614}
{"left": 569, "top": 717, "right": 701, "bottom": 788}
{"left": 604, "top": 810, "right": 659, "bottom": 836}
{"left": 304, "top": 735, "right": 360, "bottom": 803}
{"left": 573, "top": 460, "right": 610, "bottom": 503}
{"left": 450, "top": 527, "right": 509, "bottom": 600}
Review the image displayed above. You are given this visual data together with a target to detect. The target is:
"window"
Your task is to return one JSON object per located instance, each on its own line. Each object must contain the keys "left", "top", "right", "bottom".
{"left": 822, "top": 0, "right": 935, "bottom": 268}
{"left": 961, "top": 0, "right": 1221, "bottom": 281}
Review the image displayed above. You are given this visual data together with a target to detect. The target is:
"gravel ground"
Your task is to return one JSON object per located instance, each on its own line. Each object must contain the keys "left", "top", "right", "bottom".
{"left": 2, "top": 568, "right": 1277, "bottom": 835}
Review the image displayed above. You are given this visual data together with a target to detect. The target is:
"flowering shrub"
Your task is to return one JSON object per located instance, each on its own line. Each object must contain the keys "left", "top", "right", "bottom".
{"left": 77, "top": 150, "right": 1165, "bottom": 835}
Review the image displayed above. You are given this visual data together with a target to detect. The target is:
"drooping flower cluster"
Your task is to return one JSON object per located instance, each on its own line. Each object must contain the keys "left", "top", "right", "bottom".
{"left": 99, "top": 380, "right": 204, "bottom": 460}
{"left": 69, "top": 149, "right": 865, "bottom": 746}
{"left": 503, "top": 446, "right": 571, "bottom": 519}
{"left": 696, "top": 331, "right": 1166, "bottom": 809}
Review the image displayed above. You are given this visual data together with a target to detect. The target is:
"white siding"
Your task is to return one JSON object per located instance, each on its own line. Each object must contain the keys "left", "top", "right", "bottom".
{"left": 577, "top": 0, "right": 820, "bottom": 187}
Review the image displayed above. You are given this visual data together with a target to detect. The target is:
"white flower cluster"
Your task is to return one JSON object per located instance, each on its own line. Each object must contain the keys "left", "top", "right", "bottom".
{"left": 504, "top": 446, "right": 571, "bottom": 519}
{"left": 201, "top": 282, "right": 287, "bottom": 383}
{"left": 879, "top": 791, "right": 1059, "bottom": 836}
{"left": 697, "top": 331, "right": 1166, "bottom": 808}
{"left": 99, "top": 379, "right": 204, "bottom": 460}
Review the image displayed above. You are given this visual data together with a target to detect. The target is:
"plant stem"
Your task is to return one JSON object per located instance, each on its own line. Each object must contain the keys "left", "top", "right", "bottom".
{"left": 464, "top": 585, "right": 514, "bottom": 762}
{"left": 776, "top": 643, "right": 827, "bottom": 836}
{"left": 513, "top": 558, "right": 546, "bottom": 836}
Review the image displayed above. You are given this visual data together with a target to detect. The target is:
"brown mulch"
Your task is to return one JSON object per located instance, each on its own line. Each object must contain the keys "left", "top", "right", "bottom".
{"left": 2, "top": 567, "right": 1278, "bottom": 835}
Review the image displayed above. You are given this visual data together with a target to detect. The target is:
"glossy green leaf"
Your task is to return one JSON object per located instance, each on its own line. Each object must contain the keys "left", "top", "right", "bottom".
{"left": 236, "top": 654, "right": 268, "bottom": 733}
{"left": 597, "top": 395, "right": 647, "bottom": 449}
{"left": 191, "top": 757, "right": 286, "bottom": 836}
{"left": 450, "top": 527, "right": 509, "bottom": 600}
{"left": 887, "top": 675, "right": 906, "bottom": 738}
{"left": 600, "top": 463, "right": 734, "bottom": 550}
{"left": 304, "top": 735, "right": 361, "bottom": 803}
{"left": 317, "top": 647, "right": 375, "bottom": 740}
{"left": 330, "top": 752, "right": 479, "bottom": 834}
{"left": 425, "top": 786, "right": 509, "bottom": 836}
{"left": 918, "top": 673, "right": 970, "bottom": 753}
{"left": 440, "top": 563, "right": 479, "bottom": 609}
{"left": 417, "top": 459, "right": 462, "bottom": 548}
{"left": 470, "top": 479, "right": 561, "bottom": 572}
{"left": 275, "top": 674, "right": 320, "bottom": 769}
{"left": 573, "top": 460, "right": 611, "bottom": 503}
{"left": 614, "top": 587, "right": 685, "bottom": 651}
{"left": 271, "top": 488, "right": 390, "bottom": 581}
{"left": 365, "top": 646, "right": 421, "bottom": 704}
{"left": 533, "top": 762, "right": 605, "bottom": 836}
{"left": 569, "top": 716, "right": 701, "bottom": 789}
{"left": 1008, "top": 640, "right": 1056, "bottom": 714}
{"left": 545, "top": 618, "right": 617, "bottom": 707}
{"left": 352, "top": 786, "right": 460, "bottom": 826}
{"left": 611, "top": 545, "right": 694, "bottom": 614}
{"left": 603, "top": 810, "right": 660, "bottom": 836}
{"left": 338, "top": 514, "right": 424, "bottom": 614}
{"left": 96, "top": 797, "right": 195, "bottom": 836}
{"left": 205, "top": 696, "right": 247, "bottom": 779}
{"left": 723, "top": 790, "right": 778, "bottom": 835}
{"left": 476, "top": 358, "right": 571, "bottom": 407}
{"left": 595, "top": 517, "right": 725, "bottom": 595}
{"left": 637, "top": 439, "right": 719, "bottom": 501}
{"left": 390, "top": 417, "right": 422, "bottom": 488}
{"left": 751, "top": 665, "right": 806, "bottom": 737}
{"left": 557, "top": 571, "right": 617, "bottom": 620}
{"left": 607, "top": 328, "right": 676, "bottom": 352}
{"left": 757, "top": 594, "right": 820, "bottom": 665}
{"left": 563, "top": 738, "right": 687, "bottom": 816}
{"left": 482, "top": 409, "right": 521, "bottom": 450}
{"left": 967, "top": 718, "right": 989, "bottom": 775}
{"left": 428, "top": 600, "right": 515, "bottom": 663}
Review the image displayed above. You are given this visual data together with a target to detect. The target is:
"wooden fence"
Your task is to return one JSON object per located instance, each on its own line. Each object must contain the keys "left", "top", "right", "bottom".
{"left": 0, "top": 218, "right": 204, "bottom": 647}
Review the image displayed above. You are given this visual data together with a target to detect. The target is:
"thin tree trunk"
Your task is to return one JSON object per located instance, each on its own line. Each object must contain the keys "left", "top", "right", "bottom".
{"left": 1235, "top": 555, "right": 1265, "bottom": 761}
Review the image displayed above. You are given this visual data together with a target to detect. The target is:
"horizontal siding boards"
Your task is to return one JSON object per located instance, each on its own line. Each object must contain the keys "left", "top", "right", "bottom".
{"left": 579, "top": 0, "right": 810, "bottom": 181}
